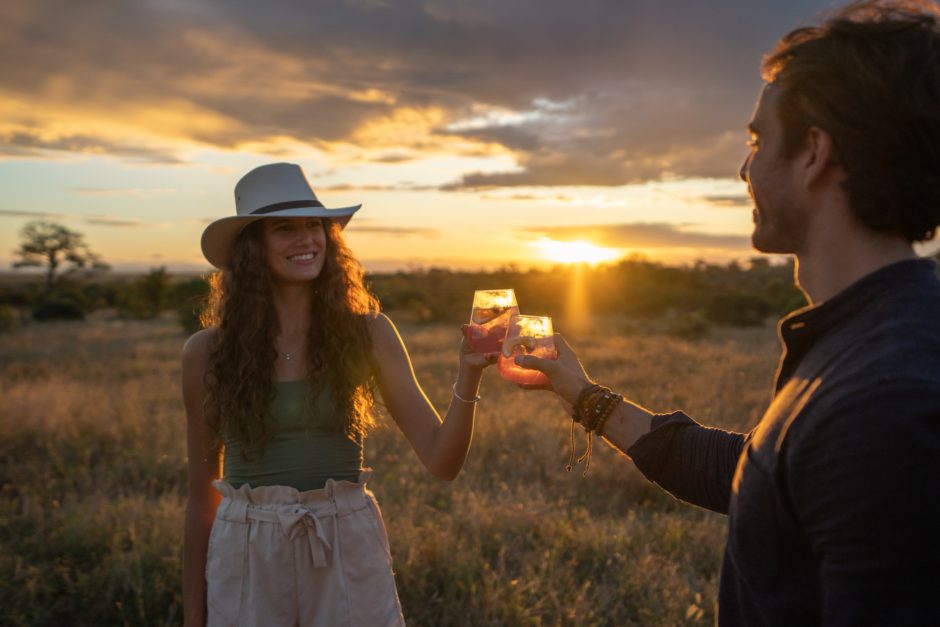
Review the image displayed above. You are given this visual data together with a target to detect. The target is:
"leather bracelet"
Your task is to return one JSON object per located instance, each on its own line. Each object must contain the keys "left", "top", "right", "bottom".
{"left": 573, "top": 383, "right": 602, "bottom": 424}
{"left": 593, "top": 393, "right": 622, "bottom": 437}
{"left": 452, "top": 383, "right": 481, "bottom": 404}
{"left": 582, "top": 387, "right": 616, "bottom": 432}
{"left": 567, "top": 382, "right": 619, "bottom": 476}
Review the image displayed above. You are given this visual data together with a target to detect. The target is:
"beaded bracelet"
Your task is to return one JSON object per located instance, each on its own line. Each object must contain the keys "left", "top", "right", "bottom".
{"left": 574, "top": 385, "right": 607, "bottom": 425}
{"left": 567, "top": 383, "right": 603, "bottom": 472}
{"left": 582, "top": 388, "right": 617, "bottom": 432}
{"left": 593, "top": 392, "right": 622, "bottom": 438}
{"left": 572, "top": 384, "right": 602, "bottom": 424}
{"left": 592, "top": 391, "right": 621, "bottom": 432}
{"left": 578, "top": 390, "right": 619, "bottom": 474}
{"left": 566, "top": 383, "right": 622, "bottom": 476}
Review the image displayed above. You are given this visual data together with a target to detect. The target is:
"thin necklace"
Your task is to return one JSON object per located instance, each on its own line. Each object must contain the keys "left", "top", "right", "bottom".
{"left": 279, "top": 346, "right": 302, "bottom": 361}
{"left": 278, "top": 331, "right": 305, "bottom": 361}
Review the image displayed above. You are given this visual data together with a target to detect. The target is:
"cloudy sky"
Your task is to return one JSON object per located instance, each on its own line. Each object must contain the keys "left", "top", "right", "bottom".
{"left": 0, "top": 0, "right": 873, "bottom": 272}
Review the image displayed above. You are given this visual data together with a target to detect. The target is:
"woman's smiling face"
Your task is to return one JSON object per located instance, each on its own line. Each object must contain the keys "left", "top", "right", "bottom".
{"left": 262, "top": 217, "right": 328, "bottom": 284}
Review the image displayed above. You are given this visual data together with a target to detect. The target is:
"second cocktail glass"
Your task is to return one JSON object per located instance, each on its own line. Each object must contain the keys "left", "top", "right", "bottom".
{"left": 498, "top": 314, "right": 557, "bottom": 386}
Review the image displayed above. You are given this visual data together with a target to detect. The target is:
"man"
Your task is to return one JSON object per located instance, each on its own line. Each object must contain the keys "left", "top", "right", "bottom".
{"left": 517, "top": 1, "right": 940, "bottom": 625}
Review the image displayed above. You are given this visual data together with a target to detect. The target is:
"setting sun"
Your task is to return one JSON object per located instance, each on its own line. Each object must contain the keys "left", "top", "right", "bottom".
{"left": 532, "top": 238, "right": 622, "bottom": 265}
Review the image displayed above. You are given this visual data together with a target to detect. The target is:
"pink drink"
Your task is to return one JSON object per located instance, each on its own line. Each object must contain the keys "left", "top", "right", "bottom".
{"left": 468, "top": 305, "right": 519, "bottom": 353}
{"left": 498, "top": 315, "right": 557, "bottom": 386}
{"left": 467, "top": 289, "right": 518, "bottom": 354}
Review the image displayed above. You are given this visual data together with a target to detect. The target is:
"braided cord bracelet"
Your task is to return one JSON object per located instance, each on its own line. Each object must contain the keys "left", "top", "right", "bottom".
{"left": 567, "top": 383, "right": 623, "bottom": 476}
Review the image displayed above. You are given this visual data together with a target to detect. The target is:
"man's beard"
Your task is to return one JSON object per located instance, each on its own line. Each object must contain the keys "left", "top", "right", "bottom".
{"left": 751, "top": 202, "right": 808, "bottom": 254}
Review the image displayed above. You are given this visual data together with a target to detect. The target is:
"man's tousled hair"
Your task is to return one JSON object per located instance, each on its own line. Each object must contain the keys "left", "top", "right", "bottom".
{"left": 763, "top": 0, "right": 940, "bottom": 242}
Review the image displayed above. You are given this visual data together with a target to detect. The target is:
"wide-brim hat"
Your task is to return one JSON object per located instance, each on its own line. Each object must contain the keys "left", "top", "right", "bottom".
{"left": 201, "top": 162, "right": 361, "bottom": 269}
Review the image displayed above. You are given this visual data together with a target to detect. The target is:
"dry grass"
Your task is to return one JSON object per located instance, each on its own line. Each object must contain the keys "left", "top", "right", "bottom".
{"left": 0, "top": 317, "right": 780, "bottom": 626}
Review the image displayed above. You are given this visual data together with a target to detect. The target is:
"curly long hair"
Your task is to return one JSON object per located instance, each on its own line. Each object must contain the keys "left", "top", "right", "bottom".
{"left": 762, "top": 0, "right": 940, "bottom": 242}
{"left": 200, "top": 219, "right": 379, "bottom": 459}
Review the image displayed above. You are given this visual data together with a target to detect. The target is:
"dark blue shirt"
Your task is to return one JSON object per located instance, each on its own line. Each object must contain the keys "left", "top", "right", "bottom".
{"left": 628, "top": 259, "right": 940, "bottom": 626}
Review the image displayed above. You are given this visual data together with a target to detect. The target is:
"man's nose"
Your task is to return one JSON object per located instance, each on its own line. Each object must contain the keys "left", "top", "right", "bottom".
{"left": 739, "top": 155, "right": 749, "bottom": 182}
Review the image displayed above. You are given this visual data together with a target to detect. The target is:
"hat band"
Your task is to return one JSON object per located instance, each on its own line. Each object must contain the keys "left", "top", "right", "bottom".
{"left": 250, "top": 199, "right": 324, "bottom": 215}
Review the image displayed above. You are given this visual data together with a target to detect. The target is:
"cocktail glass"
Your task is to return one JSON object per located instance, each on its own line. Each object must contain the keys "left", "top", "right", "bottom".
{"left": 468, "top": 289, "right": 519, "bottom": 354}
{"left": 498, "top": 314, "right": 557, "bottom": 386}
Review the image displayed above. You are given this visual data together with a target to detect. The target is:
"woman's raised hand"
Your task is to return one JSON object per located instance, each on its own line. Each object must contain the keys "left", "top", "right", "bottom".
{"left": 459, "top": 324, "right": 499, "bottom": 371}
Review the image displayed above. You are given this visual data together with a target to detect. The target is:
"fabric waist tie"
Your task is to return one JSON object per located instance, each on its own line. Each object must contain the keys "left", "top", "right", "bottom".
{"left": 244, "top": 503, "right": 337, "bottom": 568}
{"left": 211, "top": 472, "right": 374, "bottom": 570}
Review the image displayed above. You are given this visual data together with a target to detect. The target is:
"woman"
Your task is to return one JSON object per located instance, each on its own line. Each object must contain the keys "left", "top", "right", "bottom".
{"left": 181, "top": 163, "right": 494, "bottom": 627}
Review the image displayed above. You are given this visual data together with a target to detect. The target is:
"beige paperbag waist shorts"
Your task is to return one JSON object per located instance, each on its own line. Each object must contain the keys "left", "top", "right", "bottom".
{"left": 206, "top": 470, "right": 405, "bottom": 627}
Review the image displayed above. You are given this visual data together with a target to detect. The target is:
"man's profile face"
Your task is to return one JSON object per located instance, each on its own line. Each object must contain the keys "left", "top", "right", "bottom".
{"left": 740, "top": 85, "right": 809, "bottom": 255}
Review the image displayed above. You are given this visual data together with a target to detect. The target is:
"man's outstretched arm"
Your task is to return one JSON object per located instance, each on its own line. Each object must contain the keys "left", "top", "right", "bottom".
{"left": 517, "top": 334, "right": 748, "bottom": 514}
{"left": 626, "top": 410, "right": 748, "bottom": 514}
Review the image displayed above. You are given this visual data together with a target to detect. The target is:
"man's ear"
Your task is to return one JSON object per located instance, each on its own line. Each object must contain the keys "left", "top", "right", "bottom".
{"left": 801, "top": 126, "right": 839, "bottom": 189}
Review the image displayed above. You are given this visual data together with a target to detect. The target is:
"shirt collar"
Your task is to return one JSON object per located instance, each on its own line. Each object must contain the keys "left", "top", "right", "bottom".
{"left": 782, "top": 258, "right": 935, "bottom": 336}
{"left": 774, "top": 258, "right": 937, "bottom": 391}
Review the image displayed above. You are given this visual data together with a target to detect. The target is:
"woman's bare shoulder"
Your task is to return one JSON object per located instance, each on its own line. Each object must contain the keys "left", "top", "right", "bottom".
{"left": 182, "top": 327, "right": 217, "bottom": 371}
{"left": 363, "top": 311, "right": 398, "bottom": 340}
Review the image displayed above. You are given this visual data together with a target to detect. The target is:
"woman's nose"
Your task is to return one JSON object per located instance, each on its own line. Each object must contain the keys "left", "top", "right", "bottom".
{"left": 295, "top": 228, "right": 315, "bottom": 244}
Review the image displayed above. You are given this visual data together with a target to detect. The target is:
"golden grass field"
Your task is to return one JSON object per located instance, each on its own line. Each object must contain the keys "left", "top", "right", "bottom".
{"left": 0, "top": 315, "right": 781, "bottom": 626}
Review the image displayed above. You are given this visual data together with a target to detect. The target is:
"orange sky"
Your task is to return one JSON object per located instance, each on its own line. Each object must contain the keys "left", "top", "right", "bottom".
{"left": 1, "top": 1, "right": 936, "bottom": 272}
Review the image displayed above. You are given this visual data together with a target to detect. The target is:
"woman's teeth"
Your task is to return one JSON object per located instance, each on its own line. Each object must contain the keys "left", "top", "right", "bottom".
{"left": 288, "top": 253, "right": 315, "bottom": 262}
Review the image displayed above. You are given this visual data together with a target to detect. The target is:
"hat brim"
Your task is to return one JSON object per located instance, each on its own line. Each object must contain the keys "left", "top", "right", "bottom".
{"left": 200, "top": 204, "right": 360, "bottom": 269}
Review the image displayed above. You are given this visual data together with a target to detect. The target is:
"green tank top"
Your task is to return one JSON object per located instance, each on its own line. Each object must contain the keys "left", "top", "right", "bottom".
{"left": 222, "top": 380, "right": 363, "bottom": 491}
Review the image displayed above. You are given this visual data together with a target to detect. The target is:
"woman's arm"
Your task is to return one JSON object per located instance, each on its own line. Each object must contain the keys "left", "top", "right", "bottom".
{"left": 368, "top": 312, "right": 495, "bottom": 480}
{"left": 181, "top": 329, "right": 222, "bottom": 627}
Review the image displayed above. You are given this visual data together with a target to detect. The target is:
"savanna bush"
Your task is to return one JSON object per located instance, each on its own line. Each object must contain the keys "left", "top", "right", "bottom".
{"left": 31, "top": 293, "right": 85, "bottom": 321}
{"left": 0, "top": 304, "right": 18, "bottom": 333}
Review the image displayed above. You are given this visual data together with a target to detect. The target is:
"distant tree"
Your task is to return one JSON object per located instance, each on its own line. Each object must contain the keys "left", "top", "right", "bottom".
{"left": 117, "top": 266, "right": 171, "bottom": 319}
{"left": 705, "top": 291, "right": 775, "bottom": 327}
{"left": 170, "top": 276, "right": 211, "bottom": 334}
{"left": 12, "top": 221, "right": 109, "bottom": 290}
{"left": 136, "top": 266, "right": 171, "bottom": 316}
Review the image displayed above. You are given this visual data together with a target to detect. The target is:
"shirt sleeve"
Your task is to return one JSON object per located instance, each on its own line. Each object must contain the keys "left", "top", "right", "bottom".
{"left": 626, "top": 410, "right": 749, "bottom": 514}
{"left": 784, "top": 382, "right": 940, "bottom": 625}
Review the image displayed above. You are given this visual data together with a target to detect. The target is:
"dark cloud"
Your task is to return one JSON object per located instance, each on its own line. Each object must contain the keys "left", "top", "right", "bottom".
{"left": 321, "top": 182, "right": 436, "bottom": 192}
{"left": 441, "top": 88, "right": 754, "bottom": 187}
{"left": 0, "top": 131, "right": 182, "bottom": 164}
{"left": 347, "top": 221, "right": 439, "bottom": 237}
{"left": 481, "top": 193, "right": 574, "bottom": 202}
{"left": 194, "top": 94, "right": 393, "bottom": 147}
{"left": 0, "top": 208, "right": 160, "bottom": 228}
{"left": 69, "top": 187, "right": 174, "bottom": 196}
{"left": 83, "top": 216, "right": 155, "bottom": 228}
{"left": 370, "top": 153, "right": 417, "bottom": 164}
{"left": 0, "top": 208, "right": 68, "bottom": 219}
{"left": 0, "top": 0, "right": 834, "bottom": 183}
{"left": 522, "top": 222, "right": 751, "bottom": 250}
{"left": 704, "top": 194, "right": 752, "bottom": 208}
